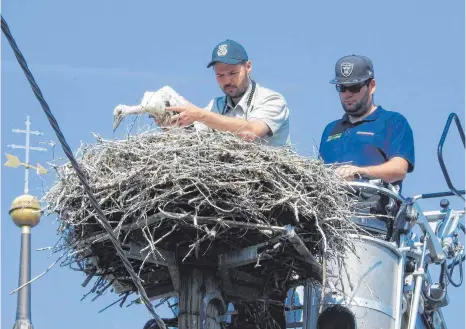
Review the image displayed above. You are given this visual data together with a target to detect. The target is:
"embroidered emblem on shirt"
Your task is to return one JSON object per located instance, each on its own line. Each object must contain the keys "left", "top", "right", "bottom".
{"left": 356, "top": 131, "right": 374, "bottom": 136}
{"left": 341, "top": 62, "right": 354, "bottom": 77}
{"left": 327, "top": 133, "right": 342, "bottom": 141}
{"left": 217, "top": 45, "right": 228, "bottom": 56}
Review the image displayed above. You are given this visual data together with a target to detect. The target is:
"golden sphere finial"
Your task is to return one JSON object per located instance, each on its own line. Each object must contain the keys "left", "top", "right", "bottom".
{"left": 9, "top": 194, "right": 42, "bottom": 228}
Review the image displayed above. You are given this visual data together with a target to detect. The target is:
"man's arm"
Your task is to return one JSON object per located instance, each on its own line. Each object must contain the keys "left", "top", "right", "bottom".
{"left": 336, "top": 157, "right": 409, "bottom": 183}
{"left": 168, "top": 101, "right": 270, "bottom": 141}
{"left": 167, "top": 93, "right": 288, "bottom": 141}
{"left": 197, "top": 110, "right": 270, "bottom": 140}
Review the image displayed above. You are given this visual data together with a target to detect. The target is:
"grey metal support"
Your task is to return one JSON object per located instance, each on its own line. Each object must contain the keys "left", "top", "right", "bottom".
{"left": 411, "top": 203, "right": 446, "bottom": 263}
{"left": 394, "top": 234, "right": 408, "bottom": 329}
{"left": 13, "top": 230, "right": 33, "bottom": 329}
{"left": 407, "top": 236, "right": 429, "bottom": 329}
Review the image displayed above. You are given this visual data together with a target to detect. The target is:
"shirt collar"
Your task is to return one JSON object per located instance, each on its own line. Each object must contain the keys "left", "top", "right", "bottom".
{"left": 226, "top": 80, "right": 254, "bottom": 112}
{"left": 341, "top": 105, "right": 384, "bottom": 124}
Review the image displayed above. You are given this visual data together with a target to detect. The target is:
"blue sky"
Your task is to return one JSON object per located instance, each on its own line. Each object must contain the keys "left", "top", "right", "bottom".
{"left": 1, "top": 1, "right": 464, "bottom": 328}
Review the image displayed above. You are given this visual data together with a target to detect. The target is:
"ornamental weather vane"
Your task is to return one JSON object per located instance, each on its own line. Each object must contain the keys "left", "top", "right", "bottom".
{"left": 4, "top": 115, "right": 48, "bottom": 193}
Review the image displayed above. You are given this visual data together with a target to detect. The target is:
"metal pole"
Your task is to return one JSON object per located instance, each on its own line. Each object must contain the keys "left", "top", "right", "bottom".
{"left": 407, "top": 236, "right": 428, "bottom": 329}
{"left": 394, "top": 234, "right": 407, "bottom": 329}
{"left": 13, "top": 226, "right": 33, "bottom": 329}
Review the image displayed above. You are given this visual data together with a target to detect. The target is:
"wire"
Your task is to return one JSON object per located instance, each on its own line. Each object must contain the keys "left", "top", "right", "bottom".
{"left": 459, "top": 222, "right": 465, "bottom": 234}
{"left": 422, "top": 262, "right": 447, "bottom": 303}
{"left": 444, "top": 222, "right": 465, "bottom": 286}
{"left": 447, "top": 223, "right": 465, "bottom": 269}
{"left": 446, "top": 252, "right": 464, "bottom": 287}
{"left": 1, "top": 16, "right": 166, "bottom": 329}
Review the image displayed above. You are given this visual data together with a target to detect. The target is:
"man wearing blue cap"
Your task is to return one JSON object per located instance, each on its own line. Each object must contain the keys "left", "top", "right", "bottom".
{"left": 162, "top": 39, "right": 291, "bottom": 329}
{"left": 319, "top": 55, "right": 415, "bottom": 185}
{"left": 167, "top": 39, "right": 290, "bottom": 146}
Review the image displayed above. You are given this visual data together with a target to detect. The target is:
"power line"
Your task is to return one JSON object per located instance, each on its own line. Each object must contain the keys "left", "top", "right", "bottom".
{"left": 1, "top": 16, "right": 166, "bottom": 329}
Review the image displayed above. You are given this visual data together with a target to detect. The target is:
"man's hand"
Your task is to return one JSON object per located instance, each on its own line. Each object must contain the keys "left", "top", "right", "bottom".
{"left": 167, "top": 99, "right": 205, "bottom": 127}
{"left": 335, "top": 157, "right": 409, "bottom": 183}
{"left": 162, "top": 98, "right": 270, "bottom": 142}
{"left": 335, "top": 165, "right": 367, "bottom": 180}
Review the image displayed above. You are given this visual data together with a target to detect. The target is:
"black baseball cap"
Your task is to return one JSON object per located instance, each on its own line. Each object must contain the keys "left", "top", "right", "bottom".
{"left": 330, "top": 55, "right": 374, "bottom": 85}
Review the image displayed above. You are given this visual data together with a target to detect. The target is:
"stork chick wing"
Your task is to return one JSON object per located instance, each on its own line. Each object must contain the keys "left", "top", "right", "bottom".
{"left": 158, "top": 86, "right": 185, "bottom": 107}
{"left": 142, "top": 86, "right": 186, "bottom": 126}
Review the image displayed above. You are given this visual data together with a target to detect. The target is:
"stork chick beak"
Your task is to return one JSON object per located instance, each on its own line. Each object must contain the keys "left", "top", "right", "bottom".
{"left": 113, "top": 115, "right": 123, "bottom": 132}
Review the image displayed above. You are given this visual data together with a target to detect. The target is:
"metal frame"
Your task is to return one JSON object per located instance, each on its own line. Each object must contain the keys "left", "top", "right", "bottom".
{"left": 347, "top": 181, "right": 405, "bottom": 202}
{"left": 437, "top": 113, "right": 465, "bottom": 201}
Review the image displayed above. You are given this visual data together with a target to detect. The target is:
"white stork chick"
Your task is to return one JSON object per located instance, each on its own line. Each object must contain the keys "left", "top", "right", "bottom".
{"left": 113, "top": 86, "right": 185, "bottom": 131}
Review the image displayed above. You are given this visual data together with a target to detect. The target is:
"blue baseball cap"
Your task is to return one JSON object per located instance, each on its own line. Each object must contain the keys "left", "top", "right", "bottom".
{"left": 207, "top": 39, "right": 248, "bottom": 68}
{"left": 330, "top": 55, "right": 374, "bottom": 85}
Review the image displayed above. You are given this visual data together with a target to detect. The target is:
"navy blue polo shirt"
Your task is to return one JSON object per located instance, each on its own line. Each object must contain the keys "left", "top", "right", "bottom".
{"left": 319, "top": 106, "right": 415, "bottom": 177}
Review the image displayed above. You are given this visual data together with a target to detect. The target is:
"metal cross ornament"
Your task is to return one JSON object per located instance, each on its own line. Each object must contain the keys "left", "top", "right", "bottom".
{"left": 4, "top": 115, "right": 48, "bottom": 194}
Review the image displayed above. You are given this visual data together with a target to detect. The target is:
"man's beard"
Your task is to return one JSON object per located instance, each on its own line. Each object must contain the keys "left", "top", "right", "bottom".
{"left": 341, "top": 90, "right": 371, "bottom": 118}
{"left": 222, "top": 78, "right": 250, "bottom": 100}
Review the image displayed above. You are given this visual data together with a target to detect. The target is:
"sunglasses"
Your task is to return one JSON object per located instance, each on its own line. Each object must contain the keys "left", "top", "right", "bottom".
{"left": 336, "top": 79, "right": 371, "bottom": 93}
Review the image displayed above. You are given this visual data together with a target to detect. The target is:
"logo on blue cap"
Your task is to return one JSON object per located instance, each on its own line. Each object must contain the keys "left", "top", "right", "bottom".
{"left": 217, "top": 44, "right": 228, "bottom": 57}
{"left": 207, "top": 39, "right": 248, "bottom": 68}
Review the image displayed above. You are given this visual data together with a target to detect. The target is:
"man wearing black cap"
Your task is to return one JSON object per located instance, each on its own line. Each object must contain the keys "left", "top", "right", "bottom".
{"left": 319, "top": 55, "right": 415, "bottom": 185}
{"left": 167, "top": 39, "right": 290, "bottom": 146}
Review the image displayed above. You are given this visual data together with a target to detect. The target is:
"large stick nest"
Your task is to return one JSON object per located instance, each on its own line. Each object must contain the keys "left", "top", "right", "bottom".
{"left": 43, "top": 129, "right": 360, "bottom": 314}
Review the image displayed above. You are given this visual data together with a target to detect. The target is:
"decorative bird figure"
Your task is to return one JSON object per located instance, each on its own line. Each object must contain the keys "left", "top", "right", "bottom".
{"left": 113, "top": 86, "right": 185, "bottom": 131}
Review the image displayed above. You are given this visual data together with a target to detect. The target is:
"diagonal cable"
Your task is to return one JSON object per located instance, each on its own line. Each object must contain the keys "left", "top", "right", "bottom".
{"left": 1, "top": 16, "right": 167, "bottom": 329}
